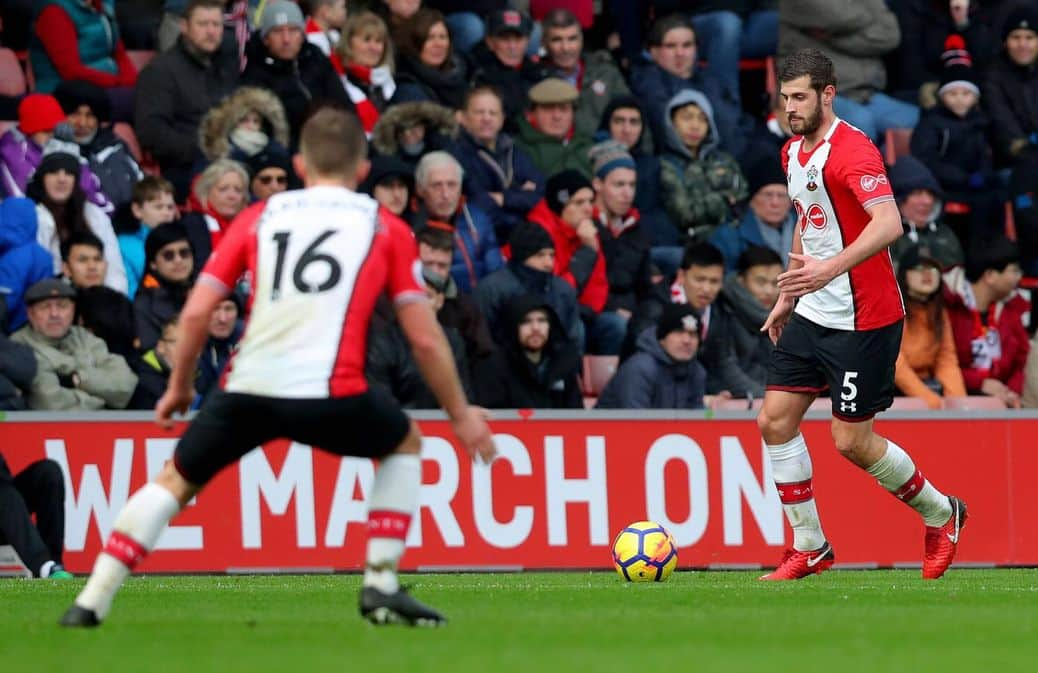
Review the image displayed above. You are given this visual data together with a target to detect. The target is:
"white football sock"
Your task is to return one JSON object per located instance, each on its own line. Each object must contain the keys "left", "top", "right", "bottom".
{"left": 364, "top": 453, "right": 420, "bottom": 594}
{"left": 75, "top": 483, "right": 180, "bottom": 619}
{"left": 867, "top": 440, "right": 953, "bottom": 527}
{"left": 768, "top": 434, "right": 827, "bottom": 551}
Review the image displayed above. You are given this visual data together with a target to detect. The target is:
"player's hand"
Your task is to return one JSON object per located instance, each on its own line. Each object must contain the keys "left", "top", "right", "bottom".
{"left": 760, "top": 293, "right": 795, "bottom": 344}
{"left": 776, "top": 253, "right": 838, "bottom": 297}
{"left": 155, "top": 382, "right": 194, "bottom": 430}
{"left": 451, "top": 405, "right": 497, "bottom": 464}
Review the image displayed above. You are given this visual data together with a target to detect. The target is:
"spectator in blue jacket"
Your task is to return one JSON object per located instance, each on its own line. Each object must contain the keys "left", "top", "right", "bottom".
{"left": 710, "top": 154, "right": 795, "bottom": 272}
{"left": 451, "top": 85, "right": 544, "bottom": 241}
{"left": 596, "top": 302, "right": 707, "bottom": 409}
{"left": 0, "top": 197, "right": 54, "bottom": 333}
{"left": 412, "top": 151, "right": 504, "bottom": 293}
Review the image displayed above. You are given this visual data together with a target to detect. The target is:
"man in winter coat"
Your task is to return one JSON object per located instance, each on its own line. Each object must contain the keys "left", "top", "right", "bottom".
{"left": 887, "top": 156, "right": 965, "bottom": 271}
{"left": 944, "top": 237, "right": 1030, "bottom": 406}
{"left": 474, "top": 294, "right": 583, "bottom": 409}
{"left": 596, "top": 302, "right": 706, "bottom": 409}
{"left": 12, "top": 279, "right": 137, "bottom": 410}
{"left": 195, "top": 294, "right": 243, "bottom": 404}
{"left": 468, "top": 9, "right": 547, "bottom": 130}
{"left": 0, "top": 197, "right": 53, "bottom": 333}
{"left": 982, "top": 7, "right": 1038, "bottom": 166}
{"left": 515, "top": 79, "right": 594, "bottom": 179}
{"left": 475, "top": 222, "right": 584, "bottom": 351}
{"left": 240, "top": 1, "right": 352, "bottom": 148}
{"left": 135, "top": 0, "right": 239, "bottom": 200}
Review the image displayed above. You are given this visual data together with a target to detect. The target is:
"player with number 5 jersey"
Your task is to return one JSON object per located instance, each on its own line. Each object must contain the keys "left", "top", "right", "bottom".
{"left": 755, "top": 49, "right": 967, "bottom": 583}
{"left": 61, "top": 108, "right": 497, "bottom": 630}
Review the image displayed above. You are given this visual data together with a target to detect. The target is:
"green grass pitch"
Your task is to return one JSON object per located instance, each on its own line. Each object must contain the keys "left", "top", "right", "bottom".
{"left": 2, "top": 570, "right": 1037, "bottom": 673}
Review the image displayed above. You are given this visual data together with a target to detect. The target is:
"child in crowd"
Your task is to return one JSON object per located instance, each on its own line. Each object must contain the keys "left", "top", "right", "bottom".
{"left": 659, "top": 90, "right": 747, "bottom": 246}
{"left": 117, "top": 177, "right": 178, "bottom": 299}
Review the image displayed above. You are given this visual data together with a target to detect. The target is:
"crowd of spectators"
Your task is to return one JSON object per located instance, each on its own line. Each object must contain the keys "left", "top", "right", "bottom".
{"left": 2, "top": 0, "right": 1038, "bottom": 413}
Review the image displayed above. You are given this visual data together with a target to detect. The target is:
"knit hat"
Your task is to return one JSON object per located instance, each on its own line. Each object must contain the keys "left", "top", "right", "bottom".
{"left": 938, "top": 35, "right": 980, "bottom": 98}
{"left": 18, "top": 94, "right": 66, "bottom": 135}
{"left": 745, "top": 155, "right": 787, "bottom": 198}
{"left": 1002, "top": 6, "right": 1038, "bottom": 42}
{"left": 528, "top": 78, "right": 579, "bottom": 106}
{"left": 545, "top": 170, "right": 593, "bottom": 215}
{"left": 260, "top": 0, "right": 305, "bottom": 38}
{"left": 508, "top": 221, "right": 554, "bottom": 262}
{"left": 53, "top": 80, "right": 112, "bottom": 123}
{"left": 36, "top": 148, "right": 82, "bottom": 178}
{"left": 588, "top": 139, "right": 636, "bottom": 179}
{"left": 244, "top": 143, "right": 292, "bottom": 179}
{"left": 145, "top": 222, "right": 191, "bottom": 264}
{"left": 898, "top": 244, "right": 941, "bottom": 272}
{"left": 359, "top": 154, "right": 415, "bottom": 195}
{"left": 656, "top": 303, "right": 700, "bottom": 340}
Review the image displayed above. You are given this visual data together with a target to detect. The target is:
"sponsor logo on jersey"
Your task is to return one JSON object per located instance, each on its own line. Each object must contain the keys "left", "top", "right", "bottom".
{"left": 806, "top": 204, "right": 827, "bottom": 229}
{"left": 859, "top": 174, "right": 888, "bottom": 193}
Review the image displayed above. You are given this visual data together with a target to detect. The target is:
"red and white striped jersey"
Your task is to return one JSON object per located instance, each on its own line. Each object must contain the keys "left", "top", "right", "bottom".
{"left": 782, "top": 119, "right": 905, "bottom": 331}
{"left": 199, "top": 186, "right": 427, "bottom": 398}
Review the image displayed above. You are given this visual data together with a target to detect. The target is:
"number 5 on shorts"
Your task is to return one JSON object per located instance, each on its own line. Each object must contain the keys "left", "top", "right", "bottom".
{"left": 841, "top": 371, "right": 859, "bottom": 401}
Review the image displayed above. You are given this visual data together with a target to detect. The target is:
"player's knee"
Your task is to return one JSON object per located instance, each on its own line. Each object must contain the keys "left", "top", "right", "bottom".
{"left": 757, "top": 407, "right": 794, "bottom": 444}
{"left": 154, "top": 461, "right": 199, "bottom": 506}
{"left": 830, "top": 421, "right": 867, "bottom": 460}
{"left": 392, "top": 422, "right": 423, "bottom": 456}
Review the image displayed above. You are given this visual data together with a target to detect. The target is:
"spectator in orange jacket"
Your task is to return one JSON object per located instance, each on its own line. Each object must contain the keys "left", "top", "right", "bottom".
{"left": 943, "top": 238, "right": 1029, "bottom": 407}
{"left": 528, "top": 169, "right": 623, "bottom": 354}
{"left": 893, "top": 245, "right": 966, "bottom": 409}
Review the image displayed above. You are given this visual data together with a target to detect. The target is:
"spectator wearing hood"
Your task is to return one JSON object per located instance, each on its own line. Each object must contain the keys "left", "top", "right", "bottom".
{"left": 0, "top": 93, "right": 112, "bottom": 212}
{"left": 887, "top": 155, "right": 965, "bottom": 272}
{"left": 451, "top": 85, "right": 545, "bottom": 241}
{"left": 982, "top": 6, "right": 1038, "bottom": 166}
{"left": 596, "top": 302, "right": 706, "bottom": 409}
{"left": 54, "top": 80, "right": 143, "bottom": 211}
{"left": 476, "top": 221, "right": 584, "bottom": 350}
{"left": 474, "top": 294, "right": 583, "bottom": 409}
{"left": 529, "top": 170, "right": 617, "bottom": 352}
{"left": 0, "top": 198, "right": 53, "bottom": 333}
{"left": 359, "top": 154, "right": 417, "bottom": 228}
{"left": 659, "top": 89, "right": 748, "bottom": 246}
{"left": 893, "top": 245, "right": 966, "bottom": 410}
{"left": 194, "top": 293, "right": 244, "bottom": 403}
{"left": 710, "top": 154, "right": 795, "bottom": 272}
{"left": 240, "top": 0, "right": 352, "bottom": 147}
{"left": 74, "top": 284, "right": 138, "bottom": 364}
{"left": 515, "top": 78, "right": 594, "bottom": 180}
{"left": 713, "top": 245, "right": 783, "bottom": 400}
{"left": 197, "top": 86, "right": 291, "bottom": 175}
{"left": 372, "top": 100, "right": 459, "bottom": 172}
{"left": 27, "top": 149, "right": 127, "bottom": 294}
{"left": 944, "top": 237, "right": 1029, "bottom": 405}
{"left": 134, "top": 222, "right": 195, "bottom": 351}
{"left": 468, "top": 9, "right": 548, "bottom": 130}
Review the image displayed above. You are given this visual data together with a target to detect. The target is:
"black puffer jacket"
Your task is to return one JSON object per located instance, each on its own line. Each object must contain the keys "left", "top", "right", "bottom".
{"left": 595, "top": 211, "right": 654, "bottom": 314}
{"left": 366, "top": 321, "right": 471, "bottom": 410}
{"left": 467, "top": 42, "right": 546, "bottom": 130}
{"left": 982, "top": 50, "right": 1038, "bottom": 165}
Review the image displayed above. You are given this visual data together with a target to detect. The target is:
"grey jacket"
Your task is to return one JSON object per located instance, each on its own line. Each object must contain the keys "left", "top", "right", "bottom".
{"left": 11, "top": 325, "right": 137, "bottom": 410}
{"left": 596, "top": 327, "right": 706, "bottom": 409}
{"left": 778, "top": 0, "right": 901, "bottom": 102}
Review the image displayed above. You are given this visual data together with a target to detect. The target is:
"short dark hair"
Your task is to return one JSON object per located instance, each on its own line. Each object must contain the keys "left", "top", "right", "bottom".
{"left": 681, "top": 241, "right": 724, "bottom": 270}
{"left": 61, "top": 229, "right": 104, "bottom": 261}
{"left": 542, "top": 8, "right": 580, "bottom": 34}
{"left": 966, "top": 237, "right": 1020, "bottom": 282}
{"left": 132, "top": 175, "right": 175, "bottom": 205}
{"left": 75, "top": 286, "right": 136, "bottom": 359}
{"left": 416, "top": 226, "right": 454, "bottom": 253}
{"left": 300, "top": 106, "right": 366, "bottom": 178}
{"left": 183, "top": 0, "right": 223, "bottom": 21}
{"left": 463, "top": 84, "right": 503, "bottom": 111}
{"left": 737, "top": 245, "right": 784, "bottom": 274}
{"left": 648, "top": 14, "right": 695, "bottom": 48}
{"left": 778, "top": 48, "right": 837, "bottom": 94}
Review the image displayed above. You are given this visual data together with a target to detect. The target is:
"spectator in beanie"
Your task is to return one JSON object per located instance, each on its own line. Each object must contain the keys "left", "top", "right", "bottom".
{"left": 983, "top": 6, "right": 1038, "bottom": 166}
{"left": 134, "top": 222, "right": 195, "bottom": 351}
{"left": 887, "top": 156, "right": 965, "bottom": 272}
{"left": 244, "top": 145, "right": 293, "bottom": 201}
{"left": 359, "top": 154, "right": 416, "bottom": 227}
{"left": 54, "top": 80, "right": 143, "bottom": 211}
{"left": 0, "top": 93, "right": 111, "bottom": 212}
{"left": 596, "top": 302, "right": 706, "bottom": 410}
{"left": 27, "top": 148, "right": 127, "bottom": 294}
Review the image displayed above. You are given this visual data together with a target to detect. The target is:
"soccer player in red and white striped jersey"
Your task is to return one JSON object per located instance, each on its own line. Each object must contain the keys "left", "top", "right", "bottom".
{"left": 756, "top": 49, "right": 966, "bottom": 581}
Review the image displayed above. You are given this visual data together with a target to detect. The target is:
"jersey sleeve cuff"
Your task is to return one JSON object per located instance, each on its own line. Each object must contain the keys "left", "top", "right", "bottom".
{"left": 863, "top": 195, "right": 895, "bottom": 210}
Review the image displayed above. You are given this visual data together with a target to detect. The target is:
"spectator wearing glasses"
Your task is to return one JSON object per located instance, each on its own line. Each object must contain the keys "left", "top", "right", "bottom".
{"left": 244, "top": 145, "right": 293, "bottom": 201}
{"left": 134, "top": 223, "right": 195, "bottom": 351}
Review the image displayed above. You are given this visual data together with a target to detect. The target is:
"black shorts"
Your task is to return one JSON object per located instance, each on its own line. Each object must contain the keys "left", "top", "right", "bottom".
{"left": 173, "top": 387, "right": 412, "bottom": 485}
{"left": 766, "top": 313, "right": 903, "bottom": 422}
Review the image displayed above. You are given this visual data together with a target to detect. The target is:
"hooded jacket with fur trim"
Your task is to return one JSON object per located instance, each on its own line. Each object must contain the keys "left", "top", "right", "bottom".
{"left": 198, "top": 86, "right": 290, "bottom": 162}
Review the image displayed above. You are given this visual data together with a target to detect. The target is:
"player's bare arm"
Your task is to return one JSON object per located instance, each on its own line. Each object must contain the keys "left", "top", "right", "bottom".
{"left": 155, "top": 280, "right": 227, "bottom": 429}
{"left": 776, "top": 199, "right": 902, "bottom": 298}
{"left": 396, "top": 299, "right": 497, "bottom": 464}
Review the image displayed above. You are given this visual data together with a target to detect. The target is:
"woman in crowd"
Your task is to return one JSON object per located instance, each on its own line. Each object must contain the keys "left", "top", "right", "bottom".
{"left": 180, "top": 159, "right": 250, "bottom": 269}
{"left": 392, "top": 8, "right": 469, "bottom": 110}
{"left": 336, "top": 11, "right": 397, "bottom": 138}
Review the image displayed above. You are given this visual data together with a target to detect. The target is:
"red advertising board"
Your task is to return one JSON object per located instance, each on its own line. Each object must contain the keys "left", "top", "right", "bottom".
{"left": 2, "top": 413, "right": 1035, "bottom": 572}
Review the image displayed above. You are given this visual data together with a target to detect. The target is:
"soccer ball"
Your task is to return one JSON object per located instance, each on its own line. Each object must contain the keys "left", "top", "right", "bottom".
{"left": 611, "top": 521, "right": 678, "bottom": 582}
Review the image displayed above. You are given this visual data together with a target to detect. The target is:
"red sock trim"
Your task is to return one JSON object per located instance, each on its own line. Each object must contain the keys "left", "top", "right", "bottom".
{"left": 103, "top": 531, "right": 148, "bottom": 569}
{"left": 367, "top": 510, "right": 411, "bottom": 540}
{"left": 892, "top": 469, "right": 926, "bottom": 502}
{"left": 776, "top": 479, "right": 814, "bottom": 504}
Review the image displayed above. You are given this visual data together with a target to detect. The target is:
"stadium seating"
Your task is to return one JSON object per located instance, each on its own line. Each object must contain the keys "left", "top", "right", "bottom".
{"left": 582, "top": 355, "right": 619, "bottom": 398}
{"left": 0, "top": 47, "right": 27, "bottom": 98}
{"left": 883, "top": 128, "right": 913, "bottom": 165}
